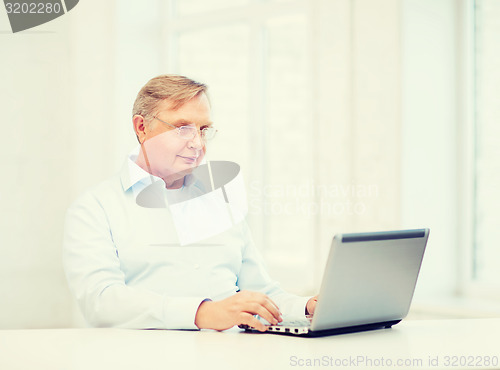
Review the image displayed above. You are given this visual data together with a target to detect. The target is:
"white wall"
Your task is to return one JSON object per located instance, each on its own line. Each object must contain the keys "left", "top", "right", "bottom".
{"left": 0, "top": 0, "right": 166, "bottom": 328}
{"left": 0, "top": 6, "right": 73, "bottom": 328}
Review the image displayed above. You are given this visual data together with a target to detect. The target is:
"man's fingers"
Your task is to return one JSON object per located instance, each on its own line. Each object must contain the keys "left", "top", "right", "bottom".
{"left": 247, "top": 296, "right": 282, "bottom": 323}
{"left": 240, "top": 312, "right": 268, "bottom": 332}
{"left": 235, "top": 291, "right": 283, "bottom": 327}
{"left": 260, "top": 297, "right": 282, "bottom": 322}
{"left": 239, "top": 291, "right": 281, "bottom": 313}
{"left": 248, "top": 303, "right": 279, "bottom": 326}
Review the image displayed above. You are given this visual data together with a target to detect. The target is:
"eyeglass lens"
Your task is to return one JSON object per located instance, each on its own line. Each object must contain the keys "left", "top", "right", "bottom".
{"left": 178, "top": 126, "right": 216, "bottom": 141}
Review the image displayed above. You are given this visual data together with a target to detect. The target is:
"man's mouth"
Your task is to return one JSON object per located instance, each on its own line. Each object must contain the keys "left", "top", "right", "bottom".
{"left": 177, "top": 155, "right": 199, "bottom": 163}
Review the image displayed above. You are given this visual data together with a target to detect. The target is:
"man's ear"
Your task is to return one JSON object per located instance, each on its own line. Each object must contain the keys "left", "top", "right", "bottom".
{"left": 133, "top": 115, "right": 147, "bottom": 144}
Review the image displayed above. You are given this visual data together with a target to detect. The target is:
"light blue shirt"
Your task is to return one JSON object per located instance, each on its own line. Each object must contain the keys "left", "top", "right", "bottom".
{"left": 63, "top": 149, "right": 309, "bottom": 329}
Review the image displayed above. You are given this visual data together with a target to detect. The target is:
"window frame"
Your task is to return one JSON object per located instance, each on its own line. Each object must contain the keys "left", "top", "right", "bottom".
{"left": 460, "top": 0, "right": 500, "bottom": 300}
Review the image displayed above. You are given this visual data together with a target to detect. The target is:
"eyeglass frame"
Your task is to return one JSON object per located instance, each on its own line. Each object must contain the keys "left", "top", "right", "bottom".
{"left": 151, "top": 116, "right": 217, "bottom": 142}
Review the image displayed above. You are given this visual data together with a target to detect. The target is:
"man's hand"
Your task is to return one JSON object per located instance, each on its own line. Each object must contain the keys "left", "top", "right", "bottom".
{"left": 306, "top": 295, "right": 318, "bottom": 315}
{"left": 194, "top": 290, "right": 282, "bottom": 332}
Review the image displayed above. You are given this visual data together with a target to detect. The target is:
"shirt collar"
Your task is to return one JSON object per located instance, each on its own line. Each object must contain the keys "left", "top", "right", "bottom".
{"left": 120, "top": 146, "right": 160, "bottom": 192}
{"left": 120, "top": 146, "right": 199, "bottom": 192}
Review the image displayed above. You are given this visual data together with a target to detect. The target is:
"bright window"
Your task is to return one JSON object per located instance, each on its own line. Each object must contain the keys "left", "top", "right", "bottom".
{"left": 169, "top": 0, "right": 315, "bottom": 292}
{"left": 472, "top": 0, "right": 500, "bottom": 285}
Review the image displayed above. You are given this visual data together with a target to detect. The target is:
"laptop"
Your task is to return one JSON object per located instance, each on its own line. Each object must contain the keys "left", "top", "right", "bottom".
{"left": 241, "top": 228, "right": 429, "bottom": 337}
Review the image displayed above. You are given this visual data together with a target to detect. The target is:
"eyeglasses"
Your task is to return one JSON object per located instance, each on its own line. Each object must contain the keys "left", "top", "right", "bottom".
{"left": 152, "top": 116, "right": 217, "bottom": 142}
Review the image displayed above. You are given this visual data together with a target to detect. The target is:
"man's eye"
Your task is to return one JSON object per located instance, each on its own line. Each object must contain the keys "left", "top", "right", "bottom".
{"left": 179, "top": 126, "right": 195, "bottom": 131}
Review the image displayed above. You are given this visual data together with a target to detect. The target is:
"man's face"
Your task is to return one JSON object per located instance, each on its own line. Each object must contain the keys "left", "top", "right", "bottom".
{"left": 138, "top": 93, "right": 212, "bottom": 187}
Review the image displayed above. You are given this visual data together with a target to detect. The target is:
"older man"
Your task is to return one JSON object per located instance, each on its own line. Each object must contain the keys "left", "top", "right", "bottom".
{"left": 63, "top": 75, "right": 317, "bottom": 332}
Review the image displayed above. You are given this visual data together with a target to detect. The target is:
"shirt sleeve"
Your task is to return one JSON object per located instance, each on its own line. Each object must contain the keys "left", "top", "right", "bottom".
{"left": 235, "top": 222, "right": 311, "bottom": 318}
{"left": 62, "top": 191, "right": 206, "bottom": 329}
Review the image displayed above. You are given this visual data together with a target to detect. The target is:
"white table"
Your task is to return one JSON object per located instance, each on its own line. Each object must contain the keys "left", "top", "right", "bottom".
{"left": 1, "top": 319, "right": 499, "bottom": 370}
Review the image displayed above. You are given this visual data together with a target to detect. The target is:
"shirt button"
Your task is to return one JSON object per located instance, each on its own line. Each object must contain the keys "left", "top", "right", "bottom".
{"left": 194, "top": 264, "right": 200, "bottom": 269}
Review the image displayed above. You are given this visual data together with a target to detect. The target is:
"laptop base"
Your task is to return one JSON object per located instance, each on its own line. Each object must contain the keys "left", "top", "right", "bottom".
{"left": 242, "top": 319, "right": 402, "bottom": 338}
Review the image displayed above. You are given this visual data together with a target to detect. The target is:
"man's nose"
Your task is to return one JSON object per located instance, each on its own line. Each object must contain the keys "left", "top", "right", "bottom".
{"left": 189, "top": 129, "right": 204, "bottom": 149}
